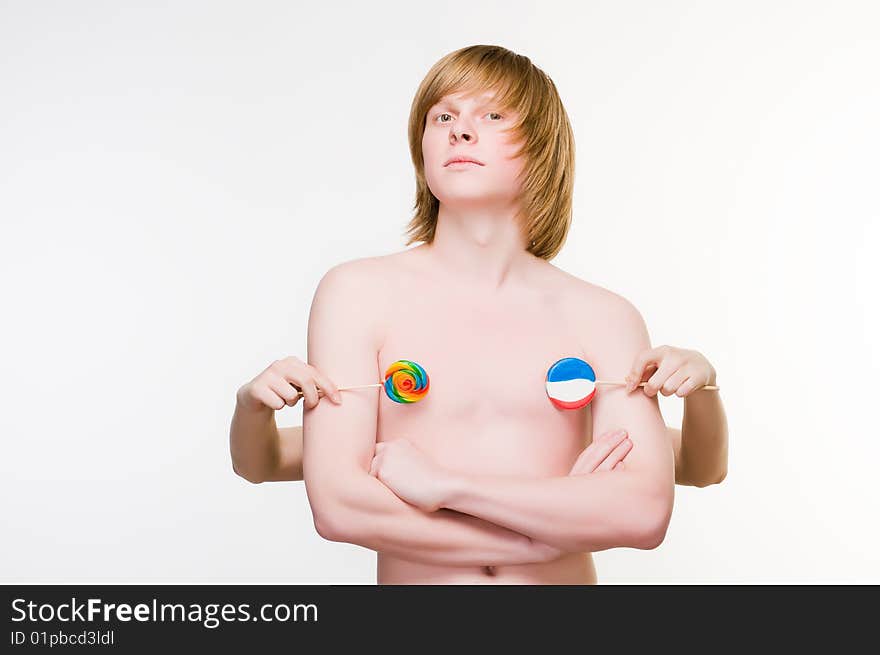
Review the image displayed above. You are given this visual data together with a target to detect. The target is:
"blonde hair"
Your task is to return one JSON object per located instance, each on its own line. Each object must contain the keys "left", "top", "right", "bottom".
{"left": 404, "top": 44, "right": 576, "bottom": 261}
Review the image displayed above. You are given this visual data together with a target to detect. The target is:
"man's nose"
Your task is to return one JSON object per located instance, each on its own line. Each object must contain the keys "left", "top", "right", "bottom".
{"left": 450, "top": 121, "right": 475, "bottom": 143}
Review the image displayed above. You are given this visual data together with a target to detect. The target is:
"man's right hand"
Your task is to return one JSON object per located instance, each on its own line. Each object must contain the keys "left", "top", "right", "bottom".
{"left": 236, "top": 356, "right": 342, "bottom": 412}
{"left": 531, "top": 428, "right": 633, "bottom": 562}
{"left": 568, "top": 428, "right": 632, "bottom": 476}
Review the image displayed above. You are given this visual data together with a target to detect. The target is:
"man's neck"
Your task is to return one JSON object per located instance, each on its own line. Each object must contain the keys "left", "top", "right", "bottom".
{"left": 425, "top": 203, "right": 533, "bottom": 292}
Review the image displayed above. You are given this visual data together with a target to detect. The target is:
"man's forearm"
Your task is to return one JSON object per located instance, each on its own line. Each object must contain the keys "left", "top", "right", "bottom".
{"left": 440, "top": 469, "right": 673, "bottom": 553}
{"left": 679, "top": 371, "right": 729, "bottom": 486}
{"left": 315, "top": 472, "right": 557, "bottom": 567}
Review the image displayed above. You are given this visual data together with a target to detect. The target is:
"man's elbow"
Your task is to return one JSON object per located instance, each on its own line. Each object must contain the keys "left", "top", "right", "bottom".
{"left": 232, "top": 461, "right": 265, "bottom": 485}
{"left": 712, "top": 467, "right": 728, "bottom": 486}
{"left": 313, "top": 512, "right": 344, "bottom": 542}
{"left": 310, "top": 493, "right": 361, "bottom": 544}
{"left": 636, "top": 492, "right": 674, "bottom": 550}
{"left": 693, "top": 467, "right": 728, "bottom": 488}
{"left": 306, "top": 469, "right": 375, "bottom": 544}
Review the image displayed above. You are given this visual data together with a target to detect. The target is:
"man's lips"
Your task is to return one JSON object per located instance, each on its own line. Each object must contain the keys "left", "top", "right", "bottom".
{"left": 444, "top": 159, "right": 484, "bottom": 166}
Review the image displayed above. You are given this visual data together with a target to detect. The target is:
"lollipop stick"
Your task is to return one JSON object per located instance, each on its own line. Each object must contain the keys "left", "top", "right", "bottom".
{"left": 292, "top": 382, "right": 383, "bottom": 398}
{"left": 596, "top": 380, "right": 720, "bottom": 391}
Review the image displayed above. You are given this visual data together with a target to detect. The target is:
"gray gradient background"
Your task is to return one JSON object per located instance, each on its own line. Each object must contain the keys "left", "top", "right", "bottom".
{"left": 2, "top": 0, "right": 878, "bottom": 583}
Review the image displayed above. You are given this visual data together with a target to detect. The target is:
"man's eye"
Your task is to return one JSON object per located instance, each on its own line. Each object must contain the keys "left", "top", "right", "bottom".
{"left": 434, "top": 112, "right": 503, "bottom": 123}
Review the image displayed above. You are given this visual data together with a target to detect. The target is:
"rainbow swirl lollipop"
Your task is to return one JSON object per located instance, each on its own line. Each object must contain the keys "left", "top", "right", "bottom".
{"left": 384, "top": 359, "right": 430, "bottom": 403}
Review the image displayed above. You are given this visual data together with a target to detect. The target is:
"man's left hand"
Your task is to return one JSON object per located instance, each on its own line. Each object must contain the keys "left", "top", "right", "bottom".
{"left": 369, "top": 438, "right": 455, "bottom": 512}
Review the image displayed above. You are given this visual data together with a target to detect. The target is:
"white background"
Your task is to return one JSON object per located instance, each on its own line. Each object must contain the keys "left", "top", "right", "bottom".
{"left": 2, "top": 0, "right": 878, "bottom": 584}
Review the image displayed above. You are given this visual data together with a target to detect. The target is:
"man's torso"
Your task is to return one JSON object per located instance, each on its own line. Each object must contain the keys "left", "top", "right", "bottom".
{"left": 371, "top": 245, "right": 605, "bottom": 584}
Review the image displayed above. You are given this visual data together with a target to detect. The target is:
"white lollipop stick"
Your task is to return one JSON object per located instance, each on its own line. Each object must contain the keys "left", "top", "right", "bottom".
{"left": 292, "top": 382, "right": 383, "bottom": 399}
{"left": 596, "top": 380, "right": 720, "bottom": 390}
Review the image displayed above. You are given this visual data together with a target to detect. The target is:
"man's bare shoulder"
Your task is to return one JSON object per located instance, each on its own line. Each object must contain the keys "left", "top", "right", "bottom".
{"left": 311, "top": 251, "right": 422, "bottom": 344}
{"left": 534, "top": 266, "right": 654, "bottom": 405}
{"left": 321, "top": 248, "right": 416, "bottom": 281}
{"left": 318, "top": 254, "right": 382, "bottom": 282}
{"left": 309, "top": 256, "right": 393, "bottom": 347}
{"left": 544, "top": 264, "right": 643, "bottom": 323}
{"left": 540, "top": 265, "right": 650, "bottom": 363}
{"left": 316, "top": 252, "right": 402, "bottom": 301}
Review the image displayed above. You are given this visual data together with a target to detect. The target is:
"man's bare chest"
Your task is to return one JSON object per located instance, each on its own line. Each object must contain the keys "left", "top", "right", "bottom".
{"left": 375, "top": 288, "right": 592, "bottom": 474}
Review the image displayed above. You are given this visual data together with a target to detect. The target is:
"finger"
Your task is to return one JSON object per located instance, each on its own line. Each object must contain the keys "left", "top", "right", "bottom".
{"left": 280, "top": 355, "right": 306, "bottom": 368}
{"left": 310, "top": 367, "right": 342, "bottom": 404}
{"left": 596, "top": 437, "right": 633, "bottom": 472}
{"left": 630, "top": 364, "right": 657, "bottom": 392}
{"left": 254, "top": 385, "right": 288, "bottom": 411}
{"left": 675, "top": 376, "right": 697, "bottom": 397}
{"left": 569, "top": 429, "right": 628, "bottom": 475}
{"left": 627, "top": 346, "right": 664, "bottom": 392}
{"left": 660, "top": 367, "right": 690, "bottom": 397}
{"left": 266, "top": 376, "right": 301, "bottom": 407}
{"left": 293, "top": 376, "right": 320, "bottom": 409}
{"left": 369, "top": 454, "right": 380, "bottom": 476}
{"left": 275, "top": 362, "right": 321, "bottom": 409}
{"left": 643, "top": 358, "right": 679, "bottom": 397}
{"left": 267, "top": 374, "right": 302, "bottom": 408}
{"left": 264, "top": 376, "right": 298, "bottom": 409}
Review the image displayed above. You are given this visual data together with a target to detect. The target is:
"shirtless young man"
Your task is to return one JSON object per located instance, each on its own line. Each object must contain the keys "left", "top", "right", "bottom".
{"left": 231, "top": 46, "right": 729, "bottom": 584}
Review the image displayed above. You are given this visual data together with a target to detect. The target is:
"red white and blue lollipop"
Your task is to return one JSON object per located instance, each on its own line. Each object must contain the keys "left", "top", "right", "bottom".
{"left": 545, "top": 356, "right": 720, "bottom": 410}
{"left": 545, "top": 357, "right": 598, "bottom": 410}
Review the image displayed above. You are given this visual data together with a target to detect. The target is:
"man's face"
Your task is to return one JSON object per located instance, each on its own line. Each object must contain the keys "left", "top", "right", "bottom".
{"left": 422, "top": 90, "right": 524, "bottom": 208}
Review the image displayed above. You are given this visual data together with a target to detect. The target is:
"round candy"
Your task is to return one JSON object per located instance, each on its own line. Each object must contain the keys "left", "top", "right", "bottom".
{"left": 545, "top": 357, "right": 596, "bottom": 410}
{"left": 384, "top": 359, "right": 430, "bottom": 403}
